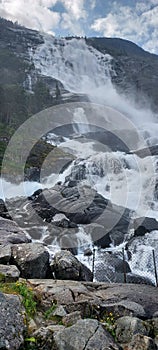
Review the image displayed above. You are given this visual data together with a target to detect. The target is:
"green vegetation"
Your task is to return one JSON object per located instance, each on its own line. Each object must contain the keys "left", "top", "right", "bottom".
{"left": 100, "top": 311, "right": 117, "bottom": 339}
{"left": 0, "top": 281, "right": 37, "bottom": 317}
{"left": 44, "top": 303, "right": 57, "bottom": 320}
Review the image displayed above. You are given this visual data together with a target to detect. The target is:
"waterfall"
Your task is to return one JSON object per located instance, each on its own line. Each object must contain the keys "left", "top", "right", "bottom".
{"left": 32, "top": 35, "right": 156, "bottom": 128}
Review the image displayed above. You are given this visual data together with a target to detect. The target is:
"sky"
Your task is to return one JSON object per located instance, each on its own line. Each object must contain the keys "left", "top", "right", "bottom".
{"left": 0, "top": 0, "right": 158, "bottom": 53}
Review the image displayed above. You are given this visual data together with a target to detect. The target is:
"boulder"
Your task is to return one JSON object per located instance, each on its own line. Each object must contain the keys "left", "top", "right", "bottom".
{"left": 84, "top": 248, "right": 93, "bottom": 256}
{"left": 115, "top": 316, "right": 150, "bottom": 343}
{"left": 51, "top": 250, "right": 92, "bottom": 281}
{"left": 0, "top": 199, "right": 10, "bottom": 219}
{"left": 0, "top": 244, "right": 11, "bottom": 264}
{"left": 33, "top": 325, "right": 65, "bottom": 350}
{"left": 51, "top": 305, "right": 67, "bottom": 318}
{"left": 150, "top": 317, "right": 158, "bottom": 337}
{"left": 62, "top": 311, "right": 82, "bottom": 326}
{"left": 134, "top": 217, "right": 158, "bottom": 236}
{"left": 11, "top": 243, "right": 50, "bottom": 279}
{"left": 0, "top": 217, "right": 31, "bottom": 245}
{"left": 0, "top": 292, "right": 25, "bottom": 350}
{"left": 0, "top": 264, "right": 20, "bottom": 282}
{"left": 95, "top": 252, "right": 131, "bottom": 283}
{"left": 100, "top": 300, "right": 146, "bottom": 319}
{"left": 53, "top": 319, "right": 119, "bottom": 350}
{"left": 30, "top": 184, "right": 131, "bottom": 234}
{"left": 123, "top": 334, "right": 157, "bottom": 350}
{"left": 126, "top": 273, "right": 155, "bottom": 286}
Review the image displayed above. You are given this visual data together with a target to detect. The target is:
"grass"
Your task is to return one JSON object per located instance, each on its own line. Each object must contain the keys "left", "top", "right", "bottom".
{"left": 0, "top": 280, "right": 36, "bottom": 318}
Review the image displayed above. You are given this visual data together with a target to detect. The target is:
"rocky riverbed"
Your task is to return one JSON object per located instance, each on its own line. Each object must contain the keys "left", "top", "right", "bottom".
{"left": 0, "top": 213, "right": 158, "bottom": 349}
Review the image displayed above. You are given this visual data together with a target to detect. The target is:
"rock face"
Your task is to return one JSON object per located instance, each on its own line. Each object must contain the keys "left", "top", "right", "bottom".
{"left": 0, "top": 264, "right": 20, "bottom": 282}
{"left": 0, "top": 280, "right": 158, "bottom": 350}
{"left": 123, "top": 334, "right": 157, "bottom": 350}
{"left": 0, "top": 217, "right": 31, "bottom": 245}
{"left": 115, "top": 316, "right": 150, "bottom": 343}
{"left": 51, "top": 250, "right": 93, "bottom": 281}
{"left": 11, "top": 243, "right": 50, "bottom": 279}
{"left": 0, "top": 292, "right": 25, "bottom": 350}
{"left": 0, "top": 245, "right": 11, "bottom": 264}
{"left": 134, "top": 217, "right": 158, "bottom": 236}
{"left": 95, "top": 252, "right": 131, "bottom": 283}
{"left": 54, "top": 319, "right": 119, "bottom": 350}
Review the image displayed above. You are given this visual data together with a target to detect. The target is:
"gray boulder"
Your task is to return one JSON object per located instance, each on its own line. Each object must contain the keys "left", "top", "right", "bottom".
{"left": 0, "top": 217, "right": 31, "bottom": 245}
{"left": 95, "top": 252, "right": 131, "bottom": 283}
{"left": 134, "top": 217, "right": 158, "bottom": 236}
{"left": 51, "top": 250, "right": 93, "bottom": 281}
{"left": 124, "top": 334, "right": 157, "bottom": 350}
{"left": 11, "top": 243, "right": 50, "bottom": 278}
{"left": 62, "top": 311, "right": 82, "bottom": 326}
{"left": 100, "top": 300, "right": 146, "bottom": 319}
{"left": 115, "top": 316, "right": 150, "bottom": 343}
{"left": 54, "top": 319, "right": 119, "bottom": 350}
{"left": 0, "top": 292, "right": 25, "bottom": 349}
{"left": 0, "top": 264, "right": 20, "bottom": 282}
{"left": 0, "top": 245, "right": 11, "bottom": 264}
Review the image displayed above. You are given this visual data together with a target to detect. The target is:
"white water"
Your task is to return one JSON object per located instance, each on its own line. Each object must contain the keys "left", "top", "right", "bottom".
{"left": 32, "top": 36, "right": 112, "bottom": 95}
{"left": 32, "top": 35, "right": 157, "bottom": 128}
{"left": 1, "top": 35, "right": 158, "bottom": 284}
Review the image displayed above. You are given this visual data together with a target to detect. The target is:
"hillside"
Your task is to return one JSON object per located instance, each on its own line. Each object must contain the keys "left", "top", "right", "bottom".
{"left": 0, "top": 17, "right": 158, "bottom": 129}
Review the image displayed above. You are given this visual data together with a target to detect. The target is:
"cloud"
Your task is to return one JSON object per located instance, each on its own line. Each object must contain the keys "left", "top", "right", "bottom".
{"left": 0, "top": 0, "right": 87, "bottom": 35}
{"left": 0, "top": 0, "right": 60, "bottom": 32}
{"left": 91, "top": 1, "right": 158, "bottom": 53}
{"left": 60, "top": 0, "right": 87, "bottom": 35}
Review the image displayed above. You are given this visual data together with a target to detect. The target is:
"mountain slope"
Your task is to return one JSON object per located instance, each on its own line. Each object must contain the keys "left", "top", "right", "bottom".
{"left": 0, "top": 16, "right": 158, "bottom": 132}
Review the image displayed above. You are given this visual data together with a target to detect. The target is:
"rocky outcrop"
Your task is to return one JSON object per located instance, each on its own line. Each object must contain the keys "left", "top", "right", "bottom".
{"left": 134, "top": 217, "right": 158, "bottom": 236}
{"left": 115, "top": 316, "right": 150, "bottom": 343}
{"left": 123, "top": 334, "right": 157, "bottom": 350}
{"left": 0, "top": 217, "right": 31, "bottom": 245}
{"left": 54, "top": 319, "right": 119, "bottom": 350}
{"left": 95, "top": 252, "right": 131, "bottom": 283}
{"left": 30, "top": 280, "right": 158, "bottom": 319}
{"left": 0, "top": 279, "right": 158, "bottom": 350}
{"left": 11, "top": 243, "right": 50, "bottom": 279}
{"left": 51, "top": 250, "right": 93, "bottom": 281}
{"left": 0, "top": 292, "right": 25, "bottom": 349}
{"left": 0, "top": 264, "right": 20, "bottom": 282}
{"left": 0, "top": 244, "right": 11, "bottom": 264}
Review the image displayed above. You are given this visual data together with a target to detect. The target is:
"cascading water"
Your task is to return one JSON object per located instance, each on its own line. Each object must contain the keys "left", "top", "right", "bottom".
{"left": 32, "top": 35, "right": 156, "bottom": 128}
{"left": 32, "top": 35, "right": 112, "bottom": 95}
{"left": 1, "top": 34, "right": 158, "bottom": 285}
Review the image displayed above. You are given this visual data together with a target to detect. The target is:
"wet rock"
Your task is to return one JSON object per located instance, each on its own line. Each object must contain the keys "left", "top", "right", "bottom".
{"left": 0, "top": 264, "right": 20, "bottom": 282}
{"left": 95, "top": 252, "right": 131, "bottom": 283}
{"left": 0, "top": 199, "right": 10, "bottom": 219}
{"left": 51, "top": 250, "right": 92, "bottom": 281}
{"left": 126, "top": 273, "right": 155, "bottom": 286}
{"left": 109, "top": 230, "right": 125, "bottom": 246}
{"left": 59, "top": 233, "right": 78, "bottom": 256}
{"left": 11, "top": 243, "right": 50, "bottom": 279}
{"left": 0, "top": 292, "right": 25, "bottom": 350}
{"left": 84, "top": 248, "right": 93, "bottom": 256}
{"left": 134, "top": 217, "right": 158, "bottom": 236}
{"left": 115, "top": 316, "right": 150, "bottom": 343}
{"left": 0, "top": 217, "right": 31, "bottom": 245}
{"left": 54, "top": 319, "right": 119, "bottom": 350}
